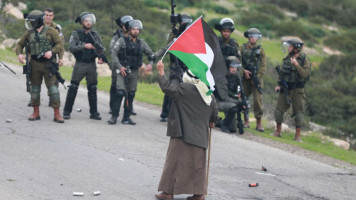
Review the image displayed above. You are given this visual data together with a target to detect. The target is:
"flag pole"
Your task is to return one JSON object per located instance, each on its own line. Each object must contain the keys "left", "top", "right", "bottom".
{"left": 206, "top": 126, "right": 212, "bottom": 196}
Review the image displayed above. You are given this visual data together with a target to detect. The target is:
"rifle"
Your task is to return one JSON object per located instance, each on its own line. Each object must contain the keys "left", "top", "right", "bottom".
{"left": 23, "top": 42, "right": 31, "bottom": 92}
{"left": 170, "top": 0, "right": 179, "bottom": 36}
{"left": 0, "top": 61, "right": 16, "bottom": 74}
{"left": 46, "top": 62, "right": 66, "bottom": 89}
{"left": 276, "top": 65, "right": 291, "bottom": 105}
{"left": 236, "top": 72, "right": 248, "bottom": 134}
{"left": 241, "top": 53, "right": 263, "bottom": 94}
{"left": 88, "top": 31, "right": 109, "bottom": 64}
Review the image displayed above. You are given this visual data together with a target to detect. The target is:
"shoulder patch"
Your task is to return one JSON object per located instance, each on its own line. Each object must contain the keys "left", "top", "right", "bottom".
{"left": 55, "top": 24, "right": 62, "bottom": 31}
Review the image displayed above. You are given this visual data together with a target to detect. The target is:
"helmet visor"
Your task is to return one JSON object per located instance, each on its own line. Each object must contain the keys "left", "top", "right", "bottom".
{"left": 81, "top": 13, "right": 96, "bottom": 25}
{"left": 248, "top": 33, "right": 262, "bottom": 39}
{"left": 282, "top": 41, "right": 292, "bottom": 54}
{"left": 25, "top": 17, "right": 42, "bottom": 30}
{"left": 129, "top": 20, "right": 143, "bottom": 30}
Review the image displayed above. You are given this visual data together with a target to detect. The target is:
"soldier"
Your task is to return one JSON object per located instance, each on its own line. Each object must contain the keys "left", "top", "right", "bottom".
{"left": 62, "top": 12, "right": 104, "bottom": 120}
{"left": 109, "top": 15, "right": 133, "bottom": 115}
{"left": 155, "top": 14, "right": 192, "bottom": 122}
{"left": 27, "top": 8, "right": 65, "bottom": 107}
{"left": 108, "top": 19, "right": 155, "bottom": 125}
{"left": 240, "top": 28, "right": 266, "bottom": 132}
{"left": 225, "top": 56, "right": 246, "bottom": 134}
{"left": 214, "top": 18, "right": 240, "bottom": 65}
{"left": 274, "top": 38, "right": 311, "bottom": 142}
{"left": 16, "top": 10, "right": 64, "bottom": 123}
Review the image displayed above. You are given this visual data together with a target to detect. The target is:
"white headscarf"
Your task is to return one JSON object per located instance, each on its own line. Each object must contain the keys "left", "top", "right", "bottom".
{"left": 183, "top": 71, "right": 212, "bottom": 105}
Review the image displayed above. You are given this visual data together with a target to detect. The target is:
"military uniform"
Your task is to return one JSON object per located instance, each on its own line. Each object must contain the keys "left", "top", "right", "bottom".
{"left": 240, "top": 43, "right": 266, "bottom": 120}
{"left": 275, "top": 53, "right": 310, "bottom": 128}
{"left": 219, "top": 36, "right": 240, "bottom": 65}
{"left": 63, "top": 28, "right": 103, "bottom": 119}
{"left": 16, "top": 26, "right": 63, "bottom": 108}
{"left": 110, "top": 35, "right": 154, "bottom": 123}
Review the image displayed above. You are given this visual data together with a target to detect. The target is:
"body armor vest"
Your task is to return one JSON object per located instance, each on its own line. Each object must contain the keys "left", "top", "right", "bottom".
{"left": 219, "top": 38, "right": 237, "bottom": 58}
{"left": 282, "top": 53, "right": 307, "bottom": 86}
{"left": 118, "top": 37, "right": 143, "bottom": 70}
{"left": 241, "top": 44, "right": 261, "bottom": 70}
{"left": 29, "top": 26, "right": 52, "bottom": 56}
{"left": 226, "top": 73, "right": 240, "bottom": 95}
{"left": 73, "top": 29, "right": 97, "bottom": 63}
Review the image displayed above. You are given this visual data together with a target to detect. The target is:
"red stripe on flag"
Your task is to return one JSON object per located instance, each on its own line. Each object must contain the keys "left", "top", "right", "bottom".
{"left": 169, "top": 18, "right": 206, "bottom": 54}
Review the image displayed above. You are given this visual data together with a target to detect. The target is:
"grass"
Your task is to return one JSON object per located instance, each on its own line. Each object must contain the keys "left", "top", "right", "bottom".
{"left": 1, "top": 43, "right": 355, "bottom": 166}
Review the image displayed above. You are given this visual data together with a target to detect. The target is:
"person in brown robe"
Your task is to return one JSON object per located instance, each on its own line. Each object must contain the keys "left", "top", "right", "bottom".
{"left": 155, "top": 61, "right": 218, "bottom": 200}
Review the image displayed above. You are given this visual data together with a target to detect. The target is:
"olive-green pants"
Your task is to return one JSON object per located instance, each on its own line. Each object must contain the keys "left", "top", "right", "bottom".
{"left": 242, "top": 79, "right": 263, "bottom": 119}
{"left": 275, "top": 88, "right": 306, "bottom": 128}
{"left": 71, "top": 62, "right": 98, "bottom": 85}
{"left": 116, "top": 69, "right": 139, "bottom": 92}
{"left": 30, "top": 59, "right": 60, "bottom": 108}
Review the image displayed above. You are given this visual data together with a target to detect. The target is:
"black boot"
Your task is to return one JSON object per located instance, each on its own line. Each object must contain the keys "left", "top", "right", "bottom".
{"left": 108, "top": 90, "right": 124, "bottom": 125}
{"left": 63, "top": 82, "right": 79, "bottom": 120}
{"left": 88, "top": 83, "right": 101, "bottom": 120}
{"left": 109, "top": 81, "right": 116, "bottom": 114}
{"left": 221, "top": 106, "right": 238, "bottom": 134}
{"left": 237, "top": 111, "right": 244, "bottom": 134}
{"left": 128, "top": 91, "right": 136, "bottom": 116}
{"left": 160, "top": 95, "right": 171, "bottom": 122}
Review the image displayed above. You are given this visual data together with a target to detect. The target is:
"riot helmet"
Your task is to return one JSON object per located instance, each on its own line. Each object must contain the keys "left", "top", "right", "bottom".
{"left": 282, "top": 38, "right": 304, "bottom": 54}
{"left": 129, "top": 20, "right": 143, "bottom": 30}
{"left": 215, "top": 18, "right": 235, "bottom": 31}
{"left": 25, "top": 10, "right": 44, "bottom": 30}
{"left": 115, "top": 15, "right": 133, "bottom": 28}
{"left": 244, "top": 28, "right": 262, "bottom": 38}
{"left": 227, "top": 56, "right": 241, "bottom": 68}
{"left": 75, "top": 12, "right": 96, "bottom": 25}
{"left": 178, "top": 14, "right": 192, "bottom": 25}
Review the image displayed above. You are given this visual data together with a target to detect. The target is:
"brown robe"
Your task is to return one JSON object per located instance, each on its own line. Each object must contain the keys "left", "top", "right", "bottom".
{"left": 157, "top": 75, "right": 218, "bottom": 195}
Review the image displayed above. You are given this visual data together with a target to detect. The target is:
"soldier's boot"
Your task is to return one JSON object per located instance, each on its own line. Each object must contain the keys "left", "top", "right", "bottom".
{"left": 53, "top": 108, "right": 64, "bottom": 123}
{"left": 237, "top": 112, "right": 244, "bottom": 135}
{"left": 274, "top": 123, "right": 282, "bottom": 137}
{"left": 63, "top": 82, "right": 79, "bottom": 120}
{"left": 294, "top": 128, "right": 302, "bottom": 142}
{"left": 256, "top": 118, "right": 264, "bottom": 132}
{"left": 109, "top": 82, "right": 116, "bottom": 114}
{"left": 28, "top": 106, "right": 40, "bottom": 121}
{"left": 243, "top": 114, "right": 250, "bottom": 128}
{"left": 128, "top": 91, "right": 136, "bottom": 116}
{"left": 108, "top": 90, "right": 124, "bottom": 125}
{"left": 221, "top": 106, "right": 238, "bottom": 134}
{"left": 122, "top": 94, "right": 136, "bottom": 125}
{"left": 88, "top": 83, "right": 101, "bottom": 120}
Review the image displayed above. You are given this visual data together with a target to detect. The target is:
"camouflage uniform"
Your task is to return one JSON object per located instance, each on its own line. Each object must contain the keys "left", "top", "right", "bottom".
{"left": 16, "top": 26, "right": 63, "bottom": 108}
{"left": 240, "top": 43, "right": 266, "bottom": 119}
{"left": 275, "top": 53, "right": 311, "bottom": 128}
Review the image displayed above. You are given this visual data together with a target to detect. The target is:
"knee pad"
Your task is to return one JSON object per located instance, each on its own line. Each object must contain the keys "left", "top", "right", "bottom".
{"left": 116, "top": 89, "right": 125, "bottom": 98}
{"left": 70, "top": 81, "right": 79, "bottom": 87}
{"left": 295, "top": 112, "right": 304, "bottom": 128}
{"left": 274, "top": 109, "right": 284, "bottom": 123}
{"left": 87, "top": 83, "right": 97, "bottom": 92}
{"left": 31, "top": 85, "right": 41, "bottom": 102}
{"left": 48, "top": 86, "right": 60, "bottom": 104}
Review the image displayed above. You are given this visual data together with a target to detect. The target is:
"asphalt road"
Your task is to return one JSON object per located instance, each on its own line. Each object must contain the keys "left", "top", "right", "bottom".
{"left": 0, "top": 63, "right": 355, "bottom": 200}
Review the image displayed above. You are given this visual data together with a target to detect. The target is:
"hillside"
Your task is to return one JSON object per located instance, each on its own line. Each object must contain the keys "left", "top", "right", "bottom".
{"left": 0, "top": 0, "right": 355, "bottom": 149}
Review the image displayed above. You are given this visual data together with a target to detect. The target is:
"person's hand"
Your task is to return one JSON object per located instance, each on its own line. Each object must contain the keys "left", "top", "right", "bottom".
{"left": 97, "top": 58, "right": 104, "bottom": 64}
{"left": 244, "top": 70, "right": 251, "bottom": 79}
{"left": 18, "top": 54, "right": 25, "bottom": 64}
{"left": 84, "top": 43, "right": 95, "bottom": 49}
{"left": 58, "top": 59, "right": 63, "bottom": 66}
{"left": 44, "top": 51, "right": 52, "bottom": 59}
{"left": 209, "top": 122, "right": 215, "bottom": 128}
{"left": 275, "top": 85, "right": 281, "bottom": 92}
{"left": 146, "top": 64, "right": 153, "bottom": 72}
{"left": 156, "top": 60, "right": 165, "bottom": 76}
{"left": 120, "top": 67, "right": 127, "bottom": 77}
{"left": 291, "top": 57, "right": 299, "bottom": 67}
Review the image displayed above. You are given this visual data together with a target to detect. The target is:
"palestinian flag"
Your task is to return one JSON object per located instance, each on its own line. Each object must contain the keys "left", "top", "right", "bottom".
{"left": 163, "top": 16, "right": 228, "bottom": 95}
